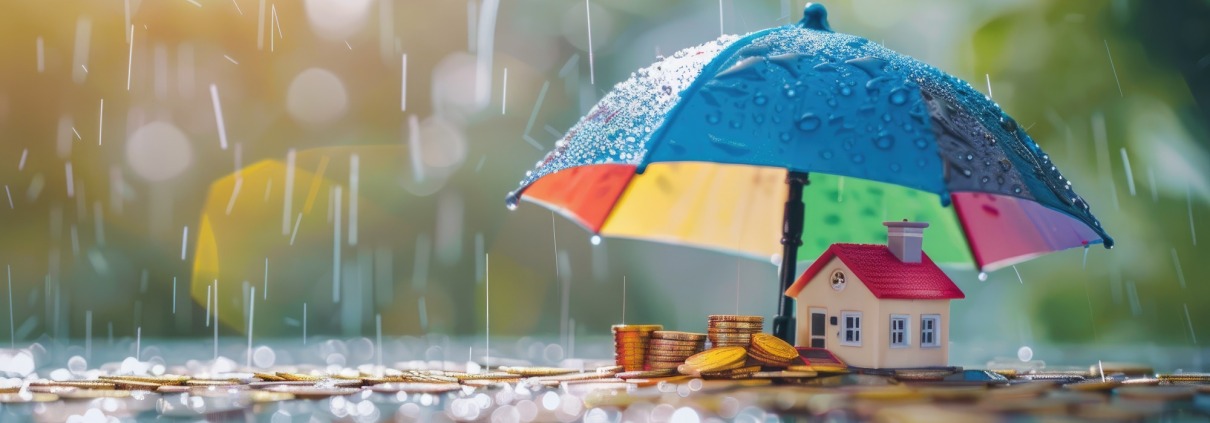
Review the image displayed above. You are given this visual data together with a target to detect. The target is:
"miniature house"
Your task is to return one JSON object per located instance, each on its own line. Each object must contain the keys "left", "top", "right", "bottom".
{"left": 784, "top": 221, "right": 965, "bottom": 369}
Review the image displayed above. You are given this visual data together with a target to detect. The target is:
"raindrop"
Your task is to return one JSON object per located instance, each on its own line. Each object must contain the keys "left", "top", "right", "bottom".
{"left": 819, "top": 150, "right": 834, "bottom": 160}
{"left": 889, "top": 163, "right": 901, "bottom": 172}
{"left": 505, "top": 194, "right": 519, "bottom": 210}
{"left": 1011, "top": 185, "right": 1023, "bottom": 194}
{"left": 914, "top": 139, "right": 928, "bottom": 149}
{"left": 590, "top": 235, "right": 601, "bottom": 245}
{"left": 840, "top": 86, "right": 852, "bottom": 96}
{"left": 729, "top": 120, "right": 742, "bottom": 129}
{"left": 965, "top": 154, "right": 974, "bottom": 161}
{"left": 779, "top": 132, "right": 791, "bottom": 142}
{"left": 978, "top": 272, "right": 988, "bottom": 281}
{"left": 826, "top": 98, "right": 838, "bottom": 108}
{"left": 753, "top": 95, "right": 767, "bottom": 106}
{"left": 881, "top": 113, "right": 892, "bottom": 123}
{"left": 785, "top": 89, "right": 796, "bottom": 98}
{"left": 850, "top": 154, "right": 865, "bottom": 163}
{"left": 889, "top": 88, "right": 908, "bottom": 105}
{"left": 796, "top": 114, "right": 821, "bottom": 132}
{"left": 705, "top": 112, "right": 720, "bottom": 124}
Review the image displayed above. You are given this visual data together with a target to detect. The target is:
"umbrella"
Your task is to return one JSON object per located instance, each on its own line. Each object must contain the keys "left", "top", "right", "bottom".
{"left": 505, "top": 4, "right": 1113, "bottom": 343}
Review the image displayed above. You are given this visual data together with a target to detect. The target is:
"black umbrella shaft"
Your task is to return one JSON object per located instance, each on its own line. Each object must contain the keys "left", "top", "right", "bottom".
{"left": 773, "top": 172, "right": 809, "bottom": 344}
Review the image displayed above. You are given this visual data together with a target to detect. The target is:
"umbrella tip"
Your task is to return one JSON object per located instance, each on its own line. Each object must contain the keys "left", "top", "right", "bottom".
{"left": 799, "top": 3, "right": 832, "bottom": 32}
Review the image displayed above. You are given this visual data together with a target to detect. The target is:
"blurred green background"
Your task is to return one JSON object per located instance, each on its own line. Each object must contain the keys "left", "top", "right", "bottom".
{"left": 0, "top": 0, "right": 1207, "bottom": 363}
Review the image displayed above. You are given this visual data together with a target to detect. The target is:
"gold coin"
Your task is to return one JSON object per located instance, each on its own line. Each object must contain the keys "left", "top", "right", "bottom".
{"left": 750, "top": 333, "right": 799, "bottom": 361}
{"left": 275, "top": 372, "right": 323, "bottom": 381}
{"left": 684, "top": 347, "right": 747, "bottom": 372}
{"left": 707, "top": 321, "right": 764, "bottom": 329}
{"left": 749, "top": 351, "right": 794, "bottom": 367}
{"left": 700, "top": 365, "right": 762, "bottom": 378}
{"left": 368, "top": 382, "right": 462, "bottom": 393}
{"left": 254, "top": 372, "right": 287, "bottom": 381}
{"left": 185, "top": 379, "right": 240, "bottom": 386}
{"left": 0, "top": 392, "right": 59, "bottom": 403}
{"left": 57, "top": 389, "right": 134, "bottom": 400}
{"left": 1156, "top": 373, "right": 1210, "bottom": 382}
{"left": 595, "top": 365, "right": 624, "bottom": 374}
{"left": 267, "top": 386, "right": 360, "bottom": 399}
{"left": 29, "top": 380, "right": 116, "bottom": 390}
{"left": 707, "top": 315, "right": 763, "bottom": 323}
{"left": 611, "top": 324, "right": 663, "bottom": 332}
{"left": 616, "top": 369, "right": 678, "bottom": 379}
{"left": 647, "top": 362, "right": 684, "bottom": 370}
{"left": 455, "top": 372, "right": 521, "bottom": 381}
{"left": 110, "top": 380, "right": 163, "bottom": 390}
{"left": 649, "top": 338, "right": 705, "bottom": 346}
{"left": 499, "top": 366, "right": 578, "bottom": 377}
{"left": 1063, "top": 380, "right": 1120, "bottom": 392}
{"left": 651, "top": 331, "right": 707, "bottom": 341}
{"left": 0, "top": 383, "right": 20, "bottom": 394}
{"left": 98, "top": 375, "right": 190, "bottom": 385}
{"left": 649, "top": 345, "right": 704, "bottom": 352}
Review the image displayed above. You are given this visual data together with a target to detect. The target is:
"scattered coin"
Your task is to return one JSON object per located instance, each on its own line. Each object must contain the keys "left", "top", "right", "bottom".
{"left": 0, "top": 392, "right": 59, "bottom": 403}
{"left": 499, "top": 366, "right": 578, "bottom": 377}
{"left": 616, "top": 369, "right": 678, "bottom": 379}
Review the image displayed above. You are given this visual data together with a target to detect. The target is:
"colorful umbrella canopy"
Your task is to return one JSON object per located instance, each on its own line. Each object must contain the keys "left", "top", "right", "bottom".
{"left": 506, "top": 4, "right": 1113, "bottom": 341}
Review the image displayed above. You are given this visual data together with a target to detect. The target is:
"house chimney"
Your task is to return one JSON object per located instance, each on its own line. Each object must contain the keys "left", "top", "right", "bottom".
{"left": 883, "top": 220, "right": 929, "bottom": 263}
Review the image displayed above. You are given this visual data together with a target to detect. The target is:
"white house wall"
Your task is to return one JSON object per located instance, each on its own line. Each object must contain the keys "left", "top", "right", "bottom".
{"left": 791, "top": 257, "right": 951, "bottom": 369}
{"left": 792, "top": 257, "right": 882, "bottom": 369}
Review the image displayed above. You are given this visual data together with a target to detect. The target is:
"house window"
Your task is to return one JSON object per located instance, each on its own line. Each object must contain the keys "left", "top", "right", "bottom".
{"left": 840, "top": 311, "right": 862, "bottom": 346}
{"left": 921, "top": 314, "right": 940, "bottom": 348}
{"left": 890, "top": 315, "right": 909, "bottom": 347}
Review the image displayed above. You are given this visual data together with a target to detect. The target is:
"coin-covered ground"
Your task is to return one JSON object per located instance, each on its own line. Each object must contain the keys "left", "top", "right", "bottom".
{"left": 1, "top": 323, "right": 1208, "bottom": 422}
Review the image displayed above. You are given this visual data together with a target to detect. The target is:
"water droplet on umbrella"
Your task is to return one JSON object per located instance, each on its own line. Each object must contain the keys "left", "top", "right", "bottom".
{"left": 785, "top": 89, "right": 797, "bottom": 98}
{"left": 1012, "top": 185, "right": 1023, "bottom": 194}
{"left": 826, "top": 98, "right": 838, "bottom": 108}
{"left": 705, "top": 113, "right": 720, "bottom": 124}
{"left": 753, "top": 95, "right": 767, "bottom": 105}
{"left": 980, "top": 176, "right": 990, "bottom": 184}
{"left": 914, "top": 139, "right": 928, "bottom": 149}
{"left": 1000, "top": 116, "right": 1018, "bottom": 132}
{"left": 590, "top": 235, "right": 601, "bottom": 245}
{"left": 873, "top": 133, "right": 894, "bottom": 150}
{"left": 729, "top": 120, "right": 742, "bottom": 129}
{"left": 796, "top": 114, "right": 822, "bottom": 131}
{"left": 840, "top": 86, "right": 852, "bottom": 96}
{"left": 753, "top": 115, "right": 765, "bottom": 124}
{"left": 978, "top": 272, "right": 988, "bottom": 281}
{"left": 819, "top": 150, "right": 834, "bottom": 160}
{"left": 881, "top": 113, "right": 892, "bottom": 123}
{"left": 889, "top": 88, "right": 908, "bottom": 105}
{"left": 890, "top": 163, "right": 901, "bottom": 172}
{"left": 962, "top": 169, "right": 972, "bottom": 177}
{"left": 851, "top": 154, "right": 865, "bottom": 163}
{"left": 779, "top": 132, "right": 791, "bottom": 143}
{"left": 965, "top": 154, "right": 974, "bottom": 161}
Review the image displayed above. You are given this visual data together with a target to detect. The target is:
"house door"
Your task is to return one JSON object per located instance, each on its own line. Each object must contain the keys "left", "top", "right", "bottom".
{"left": 809, "top": 308, "right": 827, "bottom": 348}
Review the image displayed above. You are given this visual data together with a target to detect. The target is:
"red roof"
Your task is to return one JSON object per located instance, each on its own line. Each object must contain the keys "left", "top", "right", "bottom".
{"left": 784, "top": 244, "right": 965, "bottom": 300}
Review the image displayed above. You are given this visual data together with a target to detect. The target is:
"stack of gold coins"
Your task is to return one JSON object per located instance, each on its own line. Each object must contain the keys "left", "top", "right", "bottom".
{"left": 645, "top": 331, "right": 707, "bottom": 370}
{"left": 612, "top": 324, "right": 662, "bottom": 371}
{"left": 748, "top": 333, "right": 801, "bottom": 367}
{"left": 707, "top": 315, "right": 763, "bottom": 348}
